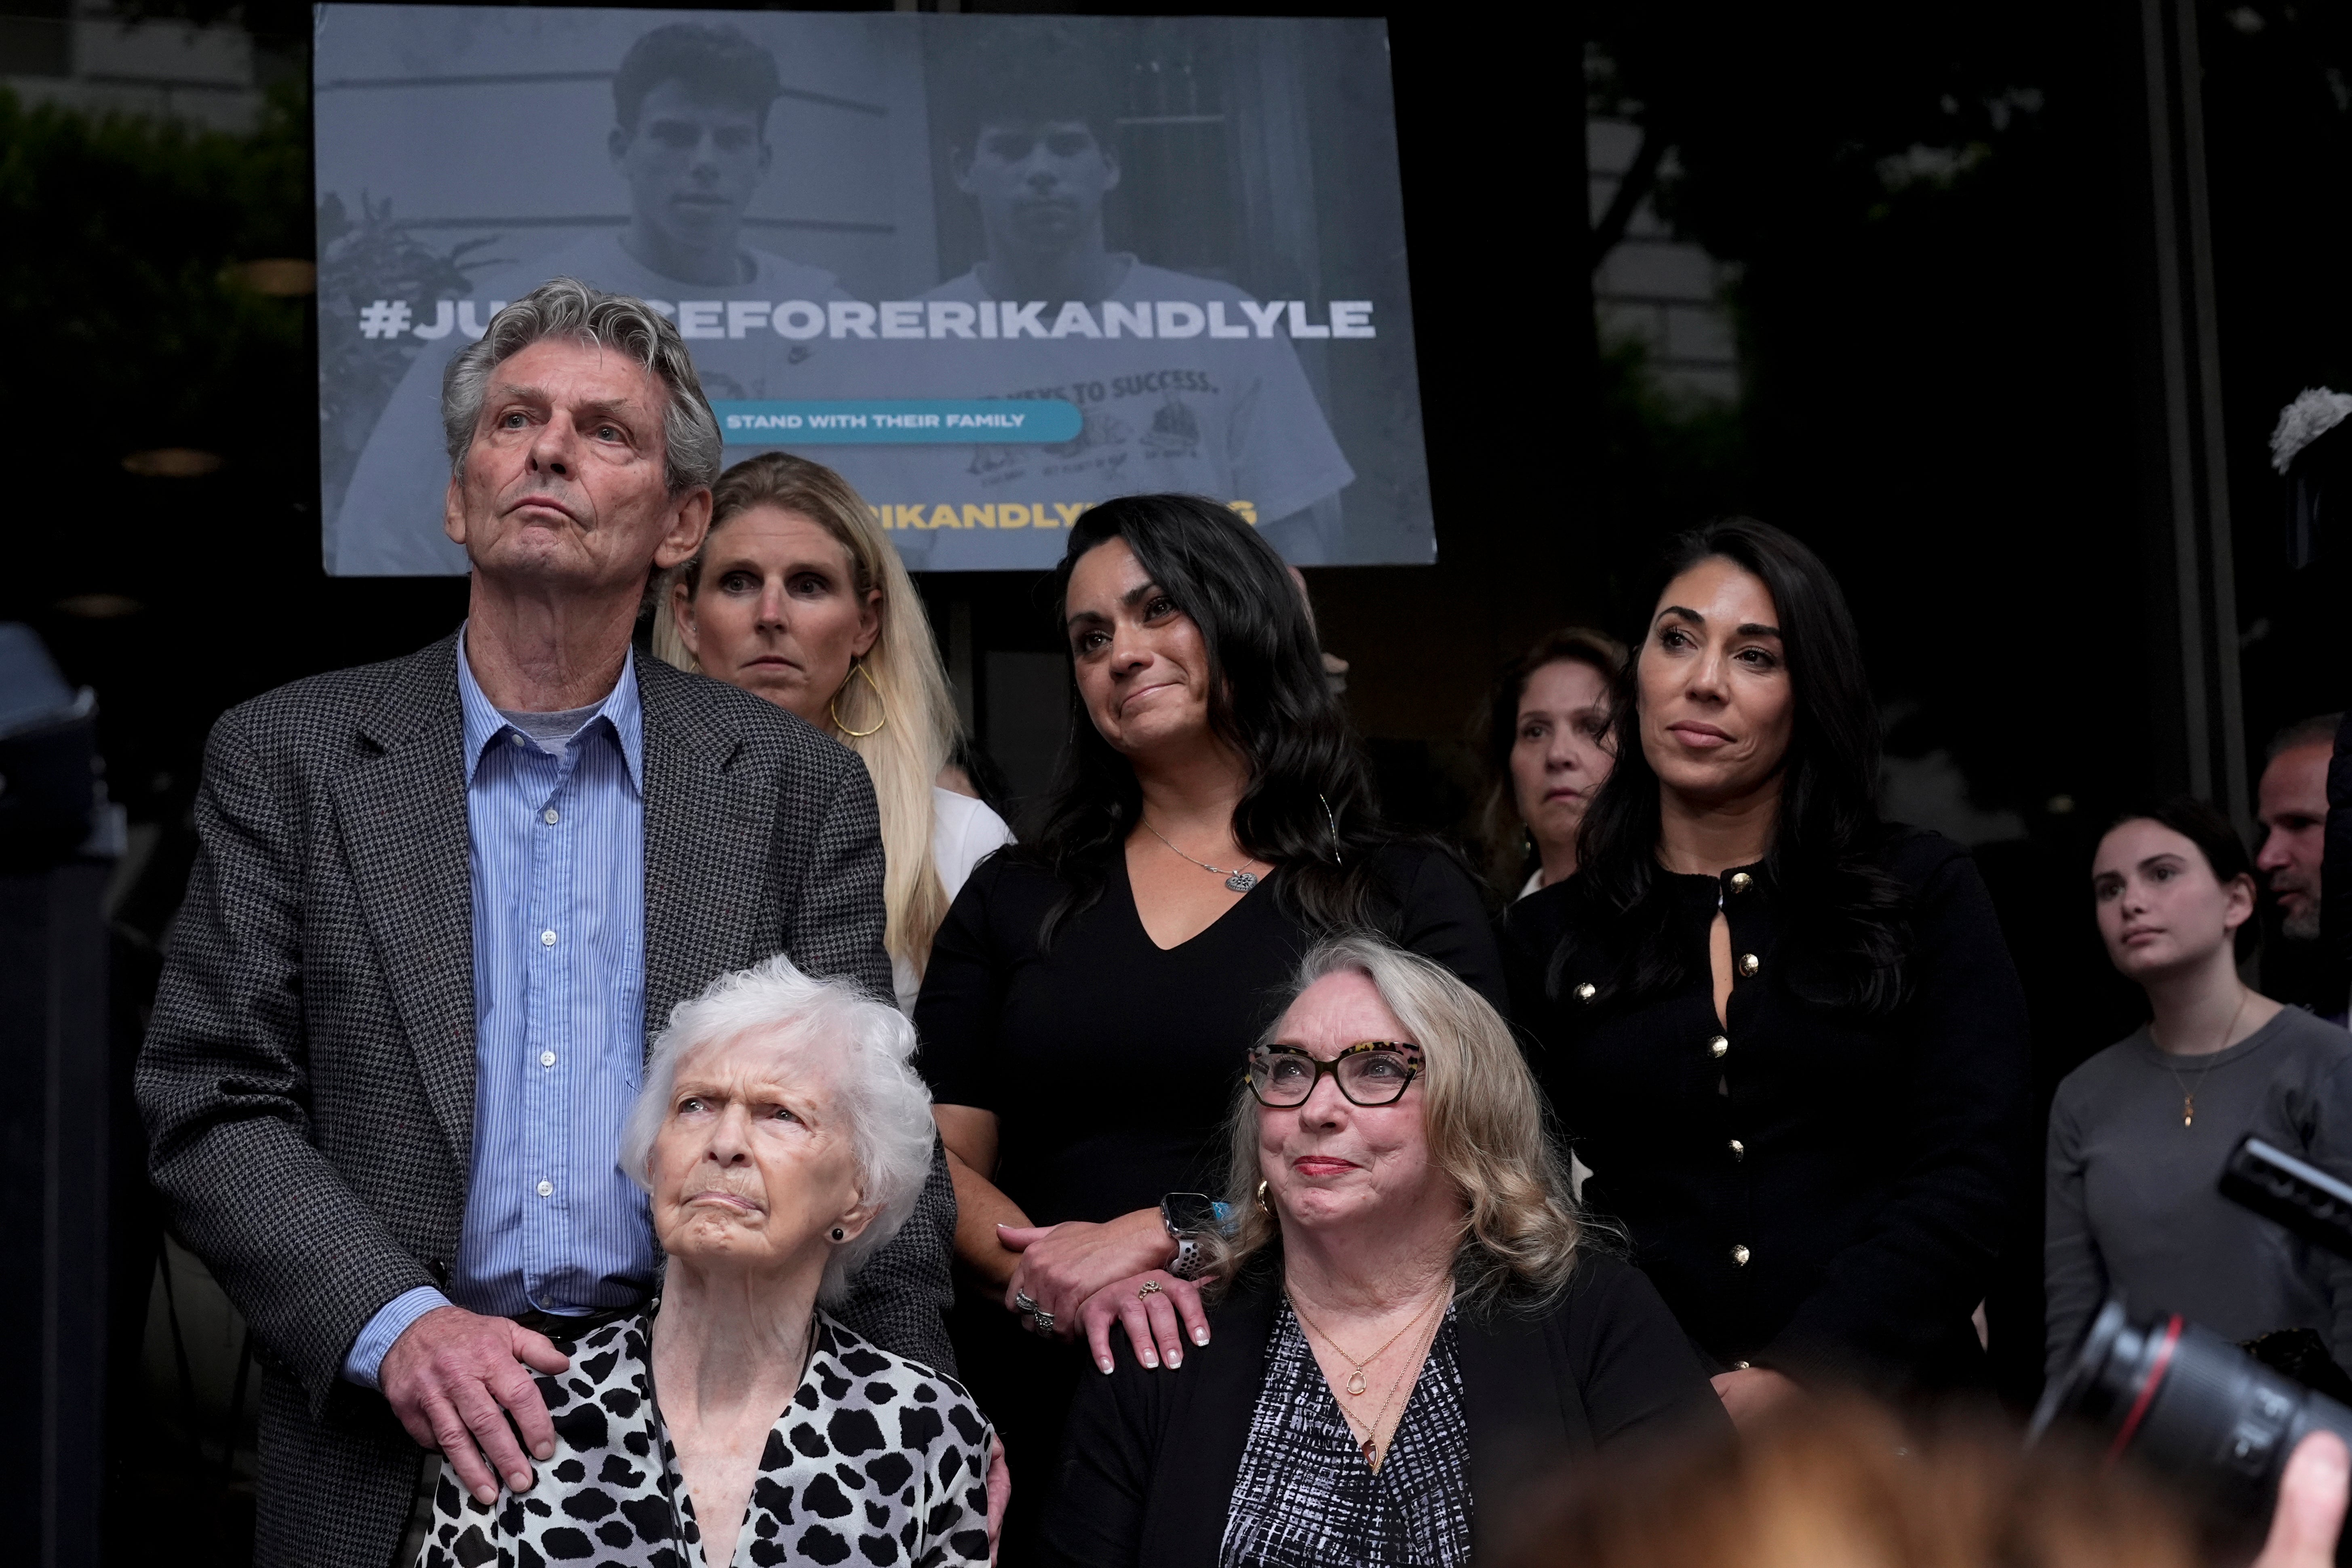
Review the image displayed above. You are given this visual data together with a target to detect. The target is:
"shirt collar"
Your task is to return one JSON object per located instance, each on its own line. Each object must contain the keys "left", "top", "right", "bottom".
{"left": 455, "top": 622, "right": 645, "bottom": 790}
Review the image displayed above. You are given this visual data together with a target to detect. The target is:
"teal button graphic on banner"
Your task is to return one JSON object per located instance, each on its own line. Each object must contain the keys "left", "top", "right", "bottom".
{"left": 713, "top": 399, "right": 1081, "bottom": 445}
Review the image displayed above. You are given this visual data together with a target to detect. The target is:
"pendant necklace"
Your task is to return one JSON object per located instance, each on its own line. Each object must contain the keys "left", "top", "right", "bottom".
{"left": 1290, "top": 1283, "right": 1448, "bottom": 1398}
{"left": 2152, "top": 986, "right": 2248, "bottom": 1129}
{"left": 1142, "top": 819, "right": 1263, "bottom": 893}
{"left": 1298, "top": 1287, "right": 1451, "bottom": 1471}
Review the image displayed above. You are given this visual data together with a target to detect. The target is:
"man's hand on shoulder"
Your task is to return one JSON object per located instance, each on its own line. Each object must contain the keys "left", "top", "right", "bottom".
{"left": 381, "top": 1305, "right": 570, "bottom": 1505}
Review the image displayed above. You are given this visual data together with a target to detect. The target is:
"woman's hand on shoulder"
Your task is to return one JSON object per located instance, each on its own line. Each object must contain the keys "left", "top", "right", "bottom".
{"left": 997, "top": 1209, "right": 1178, "bottom": 1334}
{"left": 1077, "top": 1269, "right": 1209, "bottom": 1375}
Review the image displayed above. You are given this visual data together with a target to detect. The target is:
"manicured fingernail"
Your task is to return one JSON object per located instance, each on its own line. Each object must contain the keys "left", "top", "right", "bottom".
{"left": 1193, "top": 1328, "right": 1210, "bottom": 1345}
{"left": 1141, "top": 1351, "right": 1158, "bottom": 1368}
{"left": 1168, "top": 1351, "right": 1182, "bottom": 1367}
{"left": 1099, "top": 1358, "right": 1113, "bottom": 1374}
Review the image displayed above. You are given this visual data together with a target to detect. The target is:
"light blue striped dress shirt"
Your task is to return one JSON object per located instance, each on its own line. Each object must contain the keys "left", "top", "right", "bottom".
{"left": 342, "top": 632, "right": 657, "bottom": 1387}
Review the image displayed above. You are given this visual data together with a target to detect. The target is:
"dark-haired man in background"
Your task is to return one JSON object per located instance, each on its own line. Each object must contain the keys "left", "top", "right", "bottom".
{"left": 2264, "top": 712, "right": 2348, "bottom": 1023}
{"left": 335, "top": 22, "right": 849, "bottom": 575}
{"left": 835, "top": 61, "right": 1357, "bottom": 569}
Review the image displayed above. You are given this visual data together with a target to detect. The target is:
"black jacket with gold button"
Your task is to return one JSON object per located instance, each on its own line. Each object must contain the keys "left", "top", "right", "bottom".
{"left": 1497, "top": 826, "right": 2029, "bottom": 1394}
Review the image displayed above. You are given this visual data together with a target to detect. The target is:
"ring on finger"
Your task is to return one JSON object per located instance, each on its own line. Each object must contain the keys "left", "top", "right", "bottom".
{"left": 1014, "top": 1291, "right": 1037, "bottom": 1314}
{"left": 1033, "top": 1309, "right": 1055, "bottom": 1332}
{"left": 1136, "top": 1280, "right": 1165, "bottom": 1299}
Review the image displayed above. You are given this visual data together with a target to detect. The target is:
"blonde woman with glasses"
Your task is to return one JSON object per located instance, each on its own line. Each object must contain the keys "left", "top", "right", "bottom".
{"left": 656, "top": 451, "right": 1010, "bottom": 1013}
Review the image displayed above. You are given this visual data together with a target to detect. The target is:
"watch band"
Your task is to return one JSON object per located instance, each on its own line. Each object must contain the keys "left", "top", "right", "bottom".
{"left": 1168, "top": 1235, "right": 1207, "bottom": 1281}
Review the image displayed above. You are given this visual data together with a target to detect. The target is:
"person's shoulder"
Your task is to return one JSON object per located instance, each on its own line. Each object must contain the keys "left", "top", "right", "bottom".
{"left": 1872, "top": 823, "right": 1980, "bottom": 889}
{"left": 2053, "top": 1032, "right": 2152, "bottom": 1105}
{"left": 2270, "top": 1003, "right": 2352, "bottom": 1062}
{"left": 637, "top": 658, "right": 857, "bottom": 777}
{"left": 917, "top": 268, "right": 987, "bottom": 303}
{"left": 1117, "top": 259, "right": 1252, "bottom": 303}
{"left": 749, "top": 250, "right": 844, "bottom": 298}
{"left": 933, "top": 786, "right": 1014, "bottom": 857}
{"left": 813, "top": 1311, "right": 989, "bottom": 1439}
{"left": 213, "top": 635, "right": 456, "bottom": 757}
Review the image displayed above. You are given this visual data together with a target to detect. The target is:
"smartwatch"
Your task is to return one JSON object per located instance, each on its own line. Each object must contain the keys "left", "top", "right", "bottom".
{"left": 1160, "top": 1192, "right": 1233, "bottom": 1281}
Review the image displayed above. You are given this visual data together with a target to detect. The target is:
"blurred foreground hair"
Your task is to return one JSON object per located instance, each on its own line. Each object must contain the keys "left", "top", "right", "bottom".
{"left": 1495, "top": 1395, "right": 2199, "bottom": 1568}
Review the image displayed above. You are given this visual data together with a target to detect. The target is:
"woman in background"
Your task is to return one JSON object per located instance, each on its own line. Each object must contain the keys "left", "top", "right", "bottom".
{"left": 1500, "top": 518, "right": 2029, "bottom": 1420}
{"left": 2046, "top": 796, "right": 2352, "bottom": 1379}
{"left": 658, "top": 452, "right": 1010, "bottom": 1012}
{"left": 1477, "top": 628, "right": 1625, "bottom": 899}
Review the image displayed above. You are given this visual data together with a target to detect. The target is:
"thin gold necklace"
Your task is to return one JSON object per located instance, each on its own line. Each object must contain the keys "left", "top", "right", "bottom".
{"left": 2151, "top": 986, "right": 2248, "bottom": 1129}
{"left": 1290, "top": 1282, "right": 1448, "bottom": 1398}
{"left": 1314, "top": 1288, "right": 1451, "bottom": 1471}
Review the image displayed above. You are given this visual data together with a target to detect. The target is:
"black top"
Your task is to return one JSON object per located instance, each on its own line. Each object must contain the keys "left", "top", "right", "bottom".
{"left": 916, "top": 842, "right": 1507, "bottom": 1225}
{"left": 1498, "top": 828, "right": 2030, "bottom": 1393}
{"left": 1038, "top": 1254, "right": 1729, "bottom": 1568}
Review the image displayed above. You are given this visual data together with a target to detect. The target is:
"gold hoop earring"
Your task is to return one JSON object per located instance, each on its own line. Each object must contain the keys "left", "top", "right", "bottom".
{"left": 829, "top": 658, "right": 887, "bottom": 739}
{"left": 1254, "top": 1180, "right": 1271, "bottom": 1214}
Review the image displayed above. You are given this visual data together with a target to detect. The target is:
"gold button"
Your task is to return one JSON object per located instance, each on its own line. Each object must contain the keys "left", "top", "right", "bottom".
{"left": 1574, "top": 982, "right": 1597, "bottom": 1002}
{"left": 1728, "top": 1139, "right": 1744, "bottom": 1161}
{"left": 1730, "top": 1244, "right": 1751, "bottom": 1267}
{"left": 1709, "top": 1035, "right": 1728, "bottom": 1058}
{"left": 1729, "top": 872, "right": 1753, "bottom": 894}
{"left": 1737, "top": 952, "right": 1760, "bottom": 978}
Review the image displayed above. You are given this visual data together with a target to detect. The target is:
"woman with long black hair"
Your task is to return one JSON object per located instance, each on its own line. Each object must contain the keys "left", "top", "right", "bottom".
{"left": 1498, "top": 518, "right": 2029, "bottom": 1420}
{"left": 915, "top": 494, "right": 1503, "bottom": 1542}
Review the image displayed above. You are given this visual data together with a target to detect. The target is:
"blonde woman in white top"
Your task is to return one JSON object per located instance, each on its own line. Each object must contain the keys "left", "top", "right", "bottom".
{"left": 656, "top": 452, "right": 1011, "bottom": 1012}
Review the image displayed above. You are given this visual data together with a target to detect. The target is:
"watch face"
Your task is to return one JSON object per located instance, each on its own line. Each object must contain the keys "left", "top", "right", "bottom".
{"left": 1162, "top": 1192, "right": 1226, "bottom": 1237}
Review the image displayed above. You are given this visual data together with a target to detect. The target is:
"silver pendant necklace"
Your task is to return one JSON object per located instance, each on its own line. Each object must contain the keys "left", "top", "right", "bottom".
{"left": 1142, "top": 819, "right": 1261, "bottom": 892}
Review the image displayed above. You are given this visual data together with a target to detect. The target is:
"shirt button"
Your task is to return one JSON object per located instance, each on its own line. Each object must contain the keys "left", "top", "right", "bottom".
{"left": 536, "top": 1180, "right": 554, "bottom": 1198}
{"left": 1728, "top": 1138, "right": 1745, "bottom": 1161}
{"left": 1738, "top": 952, "right": 1761, "bottom": 978}
{"left": 543, "top": 807, "right": 560, "bottom": 825}
{"left": 1729, "top": 872, "right": 1753, "bottom": 894}
{"left": 1730, "top": 1244, "right": 1751, "bottom": 1267}
{"left": 1733, "top": 1360, "right": 1753, "bottom": 1370}
{"left": 540, "top": 1050, "right": 556, "bottom": 1067}
{"left": 540, "top": 929, "right": 558, "bottom": 947}
{"left": 510, "top": 733, "right": 525, "bottom": 748}
{"left": 1709, "top": 1035, "right": 1729, "bottom": 1058}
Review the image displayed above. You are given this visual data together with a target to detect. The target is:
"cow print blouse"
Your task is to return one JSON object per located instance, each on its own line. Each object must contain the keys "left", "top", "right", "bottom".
{"left": 416, "top": 1309, "right": 994, "bottom": 1568}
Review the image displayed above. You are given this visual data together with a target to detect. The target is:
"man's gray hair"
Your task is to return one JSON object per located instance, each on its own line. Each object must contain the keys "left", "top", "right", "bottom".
{"left": 441, "top": 276, "right": 724, "bottom": 497}
{"left": 619, "top": 953, "right": 934, "bottom": 1305}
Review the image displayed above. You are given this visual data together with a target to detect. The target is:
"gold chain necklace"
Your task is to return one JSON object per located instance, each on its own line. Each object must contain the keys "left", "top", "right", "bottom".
{"left": 1308, "top": 1288, "right": 1451, "bottom": 1471}
{"left": 2152, "top": 986, "right": 2248, "bottom": 1129}
{"left": 1290, "top": 1282, "right": 1448, "bottom": 1398}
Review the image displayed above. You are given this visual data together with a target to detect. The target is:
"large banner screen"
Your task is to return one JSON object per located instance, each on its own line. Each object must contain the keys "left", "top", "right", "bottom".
{"left": 313, "top": 6, "right": 1431, "bottom": 572}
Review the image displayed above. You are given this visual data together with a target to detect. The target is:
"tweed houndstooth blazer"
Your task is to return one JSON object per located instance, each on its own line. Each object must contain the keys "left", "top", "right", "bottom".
{"left": 135, "top": 633, "right": 958, "bottom": 1568}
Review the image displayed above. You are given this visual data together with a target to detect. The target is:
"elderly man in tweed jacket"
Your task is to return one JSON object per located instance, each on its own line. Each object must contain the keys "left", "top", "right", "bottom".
{"left": 135, "top": 278, "right": 956, "bottom": 1567}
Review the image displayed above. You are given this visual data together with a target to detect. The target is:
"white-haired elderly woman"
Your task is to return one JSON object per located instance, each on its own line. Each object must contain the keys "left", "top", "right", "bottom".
{"left": 417, "top": 955, "right": 995, "bottom": 1568}
{"left": 1040, "top": 934, "right": 1727, "bottom": 1567}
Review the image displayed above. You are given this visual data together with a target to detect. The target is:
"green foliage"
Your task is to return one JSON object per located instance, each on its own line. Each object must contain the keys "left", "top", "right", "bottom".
{"left": 0, "top": 80, "right": 310, "bottom": 462}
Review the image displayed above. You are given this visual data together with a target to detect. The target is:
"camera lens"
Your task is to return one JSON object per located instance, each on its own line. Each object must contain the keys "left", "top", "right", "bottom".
{"left": 2034, "top": 1299, "right": 2352, "bottom": 1536}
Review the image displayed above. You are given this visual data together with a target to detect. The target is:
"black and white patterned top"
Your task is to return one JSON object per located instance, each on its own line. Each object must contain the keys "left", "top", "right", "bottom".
{"left": 1217, "top": 1300, "right": 1474, "bottom": 1567}
{"left": 417, "top": 1309, "right": 993, "bottom": 1568}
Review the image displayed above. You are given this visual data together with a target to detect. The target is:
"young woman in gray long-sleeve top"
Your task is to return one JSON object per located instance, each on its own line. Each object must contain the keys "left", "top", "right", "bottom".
{"left": 2047, "top": 796, "right": 2352, "bottom": 1381}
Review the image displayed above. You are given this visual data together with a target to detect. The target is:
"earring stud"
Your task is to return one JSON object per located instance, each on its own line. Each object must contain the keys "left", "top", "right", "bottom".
{"left": 829, "top": 1225, "right": 847, "bottom": 1243}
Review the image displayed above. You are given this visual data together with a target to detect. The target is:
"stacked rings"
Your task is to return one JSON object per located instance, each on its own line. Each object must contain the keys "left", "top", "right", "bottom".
{"left": 1014, "top": 1291, "right": 1038, "bottom": 1314}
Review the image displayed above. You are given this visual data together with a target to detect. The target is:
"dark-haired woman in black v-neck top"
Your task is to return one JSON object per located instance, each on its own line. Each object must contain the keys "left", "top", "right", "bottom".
{"left": 911, "top": 496, "right": 1502, "bottom": 1552}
